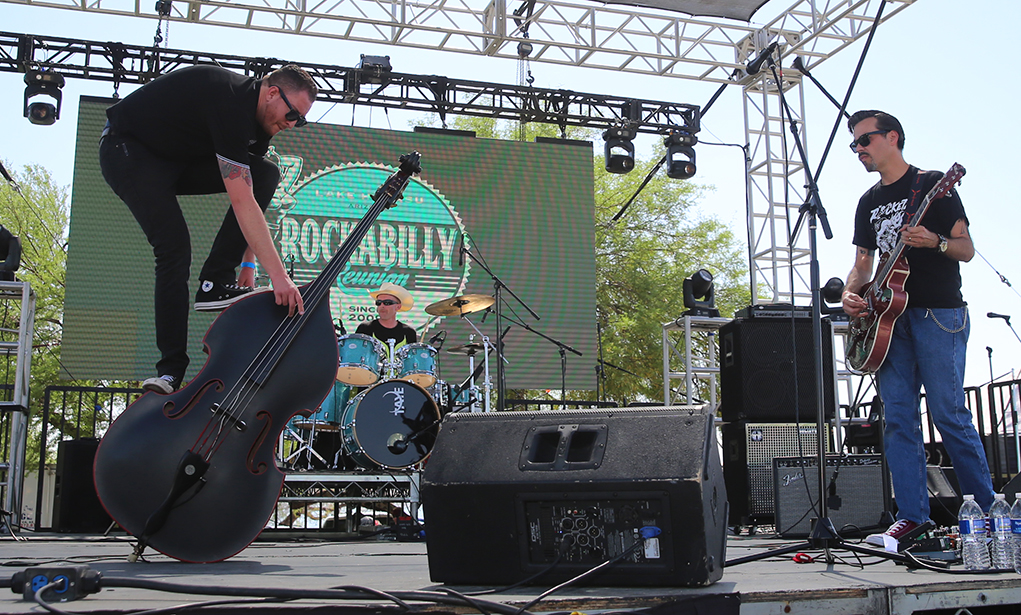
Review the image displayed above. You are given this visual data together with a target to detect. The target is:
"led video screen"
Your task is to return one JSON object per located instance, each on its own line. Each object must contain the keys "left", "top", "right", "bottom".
{"left": 64, "top": 96, "right": 597, "bottom": 391}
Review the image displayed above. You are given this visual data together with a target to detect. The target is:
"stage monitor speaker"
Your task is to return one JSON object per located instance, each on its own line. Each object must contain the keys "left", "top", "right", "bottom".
{"left": 53, "top": 438, "right": 112, "bottom": 533}
{"left": 719, "top": 317, "right": 836, "bottom": 422}
{"left": 722, "top": 422, "right": 832, "bottom": 525}
{"left": 923, "top": 465, "right": 960, "bottom": 528}
{"left": 772, "top": 455, "right": 889, "bottom": 537}
{"left": 1001, "top": 473, "right": 1021, "bottom": 504}
{"left": 420, "top": 406, "right": 727, "bottom": 587}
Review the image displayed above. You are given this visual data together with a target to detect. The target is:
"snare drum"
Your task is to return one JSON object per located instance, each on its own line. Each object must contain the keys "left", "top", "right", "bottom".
{"left": 395, "top": 343, "right": 438, "bottom": 387}
{"left": 336, "top": 334, "right": 385, "bottom": 386}
{"left": 340, "top": 379, "right": 440, "bottom": 470}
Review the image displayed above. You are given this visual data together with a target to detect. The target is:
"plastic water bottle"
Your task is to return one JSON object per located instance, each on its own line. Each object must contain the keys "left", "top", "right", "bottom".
{"left": 1011, "top": 493, "right": 1021, "bottom": 574}
{"left": 989, "top": 493, "right": 1013, "bottom": 570}
{"left": 959, "top": 494, "right": 990, "bottom": 570}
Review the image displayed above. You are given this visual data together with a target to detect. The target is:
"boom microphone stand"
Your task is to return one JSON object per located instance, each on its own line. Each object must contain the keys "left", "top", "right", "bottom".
{"left": 459, "top": 238, "right": 539, "bottom": 411}
{"left": 727, "top": 49, "right": 923, "bottom": 570}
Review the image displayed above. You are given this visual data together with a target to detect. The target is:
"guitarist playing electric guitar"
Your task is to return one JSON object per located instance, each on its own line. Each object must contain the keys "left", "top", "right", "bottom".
{"left": 841, "top": 110, "right": 994, "bottom": 550}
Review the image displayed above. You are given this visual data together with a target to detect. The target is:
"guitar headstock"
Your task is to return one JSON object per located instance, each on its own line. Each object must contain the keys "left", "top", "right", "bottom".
{"left": 934, "top": 162, "right": 966, "bottom": 199}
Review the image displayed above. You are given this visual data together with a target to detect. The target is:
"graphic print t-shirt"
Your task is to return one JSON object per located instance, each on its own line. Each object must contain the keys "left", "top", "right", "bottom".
{"left": 851, "top": 166, "right": 967, "bottom": 308}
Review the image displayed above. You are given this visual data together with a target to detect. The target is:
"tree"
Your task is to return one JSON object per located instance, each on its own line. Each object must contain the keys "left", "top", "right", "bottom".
{"left": 0, "top": 161, "right": 81, "bottom": 468}
{"left": 414, "top": 115, "right": 750, "bottom": 405}
{"left": 594, "top": 151, "right": 749, "bottom": 404}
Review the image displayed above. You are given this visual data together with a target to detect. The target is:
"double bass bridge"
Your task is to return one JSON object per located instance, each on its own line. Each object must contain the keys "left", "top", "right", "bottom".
{"left": 210, "top": 403, "right": 247, "bottom": 432}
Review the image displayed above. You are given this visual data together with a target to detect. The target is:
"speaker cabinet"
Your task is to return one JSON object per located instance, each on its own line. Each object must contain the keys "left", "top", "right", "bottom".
{"left": 53, "top": 438, "right": 112, "bottom": 533}
{"left": 923, "top": 465, "right": 960, "bottom": 528}
{"left": 421, "top": 407, "right": 727, "bottom": 587}
{"left": 723, "top": 422, "right": 832, "bottom": 525}
{"left": 773, "top": 455, "right": 889, "bottom": 537}
{"left": 720, "top": 318, "right": 836, "bottom": 422}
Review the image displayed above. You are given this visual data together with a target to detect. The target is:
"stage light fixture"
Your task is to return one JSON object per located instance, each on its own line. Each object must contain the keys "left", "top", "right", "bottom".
{"left": 603, "top": 127, "right": 636, "bottom": 174}
{"left": 680, "top": 268, "right": 720, "bottom": 318}
{"left": 0, "top": 226, "right": 22, "bottom": 282}
{"left": 357, "top": 54, "right": 392, "bottom": 84}
{"left": 665, "top": 130, "right": 697, "bottom": 180}
{"left": 23, "top": 69, "right": 65, "bottom": 126}
{"left": 820, "top": 276, "right": 849, "bottom": 318}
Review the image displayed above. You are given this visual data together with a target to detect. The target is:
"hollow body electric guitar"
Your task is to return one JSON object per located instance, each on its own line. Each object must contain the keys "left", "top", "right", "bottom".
{"left": 845, "top": 163, "right": 965, "bottom": 373}
{"left": 94, "top": 153, "right": 422, "bottom": 563}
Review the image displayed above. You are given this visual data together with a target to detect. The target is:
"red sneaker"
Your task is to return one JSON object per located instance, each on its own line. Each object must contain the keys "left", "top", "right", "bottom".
{"left": 865, "top": 519, "right": 920, "bottom": 548}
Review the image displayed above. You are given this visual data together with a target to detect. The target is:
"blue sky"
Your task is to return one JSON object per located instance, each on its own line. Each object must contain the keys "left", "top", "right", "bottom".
{"left": 3, "top": 0, "right": 1020, "bottom": 395}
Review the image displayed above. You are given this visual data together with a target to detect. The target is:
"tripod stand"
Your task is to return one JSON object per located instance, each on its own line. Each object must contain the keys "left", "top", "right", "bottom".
{"left": 727, "top": 42, "right": 923, "bottom": 569}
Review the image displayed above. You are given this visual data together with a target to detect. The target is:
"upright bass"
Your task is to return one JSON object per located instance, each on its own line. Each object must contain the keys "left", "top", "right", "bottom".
{"left": 845, "top": 163, "right": 965, "bottom": 373}
{"left": 94, "top": 153, "right": 422, "bottom": 562}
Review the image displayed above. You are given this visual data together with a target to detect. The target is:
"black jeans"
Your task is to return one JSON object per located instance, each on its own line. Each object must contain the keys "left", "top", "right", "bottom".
{"left": 99, "top": 133, "right": 280, "bottom": 379}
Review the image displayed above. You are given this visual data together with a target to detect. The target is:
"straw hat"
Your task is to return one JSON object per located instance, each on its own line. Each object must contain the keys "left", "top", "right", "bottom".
{"left": 368, "top": 282, "right": 414, "bottom": 312}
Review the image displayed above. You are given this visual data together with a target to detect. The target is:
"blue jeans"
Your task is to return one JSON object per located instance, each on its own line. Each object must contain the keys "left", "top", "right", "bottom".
{"left": 878, "top": 307, "right": 995, "bottom": 523}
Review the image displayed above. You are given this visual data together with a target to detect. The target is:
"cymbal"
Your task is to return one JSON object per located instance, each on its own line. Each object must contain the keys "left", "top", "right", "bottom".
{"left": 446, "top": 342, "right": 486, "bottom": 355}
{"left": 425, "top": 294, "right": 495, "bottom": 316}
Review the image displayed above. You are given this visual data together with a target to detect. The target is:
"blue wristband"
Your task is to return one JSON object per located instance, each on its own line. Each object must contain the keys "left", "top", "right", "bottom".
{"left": 240, "top": 261, "right": 256, "bottom": 270}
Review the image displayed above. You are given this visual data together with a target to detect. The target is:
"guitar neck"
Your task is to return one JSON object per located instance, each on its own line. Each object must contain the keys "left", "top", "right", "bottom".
{"left": 873, "top": 175, "right": 947, "bottom": 286}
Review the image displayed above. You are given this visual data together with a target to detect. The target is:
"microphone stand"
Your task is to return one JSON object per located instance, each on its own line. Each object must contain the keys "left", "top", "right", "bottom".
{"left": 988, "top": 314, "right": 1021, "bottom": 347}
{"left": 498, "top": 312, "right": 582, "bottom": 407}
{"left": 460, "top": 243, "right": 539, "bottom": 411}
{"left": 727, "top": 53, "right": 918, "bottom": 569}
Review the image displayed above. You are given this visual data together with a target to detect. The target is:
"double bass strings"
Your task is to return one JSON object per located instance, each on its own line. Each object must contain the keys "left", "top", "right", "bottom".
{"left": 193, "top": 164, "right": 415, "bottom": 461}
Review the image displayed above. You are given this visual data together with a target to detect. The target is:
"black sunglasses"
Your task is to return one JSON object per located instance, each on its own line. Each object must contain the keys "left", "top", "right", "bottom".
{"left": 849, "top": 129, "right": 888, "bottom": 152}
{"left": 276, "top": 87, "right": 308, "bottom": 127}
{"left": 375, "top": 300, "right": 400, "bottom": 306}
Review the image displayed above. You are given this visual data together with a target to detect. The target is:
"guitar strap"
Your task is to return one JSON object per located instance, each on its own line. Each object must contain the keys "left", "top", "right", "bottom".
{"left": 901, "top": 167, "right": 928, "bottom": 227}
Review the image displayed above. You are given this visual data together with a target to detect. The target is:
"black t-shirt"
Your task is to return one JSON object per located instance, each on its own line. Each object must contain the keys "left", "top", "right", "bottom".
{"left": 852, "top": 165, "right": 968, "bottom": 308}
{"left": 106, "top": 65, "right": 270, "bottom": 168}
{"left": 356, "top": 320, "right": 417, "bottom": 355}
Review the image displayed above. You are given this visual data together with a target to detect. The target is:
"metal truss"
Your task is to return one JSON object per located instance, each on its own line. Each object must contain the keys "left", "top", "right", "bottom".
{"left": 0, "top": 0, "right": 915, "bottom": 83}
{"left": 1, "top": 0, "right": 919, "bottom": 301}
{"left": 0, "top": 31, "right": 698, "bottom": 134}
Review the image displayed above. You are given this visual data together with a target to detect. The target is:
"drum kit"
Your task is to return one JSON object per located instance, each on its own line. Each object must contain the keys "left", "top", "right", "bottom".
{"left": 280, "top": 292, "right": 497, "bottom": 473}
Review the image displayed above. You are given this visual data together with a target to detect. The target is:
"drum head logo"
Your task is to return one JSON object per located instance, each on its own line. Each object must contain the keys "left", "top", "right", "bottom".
{"left": 267, "top": 151, "right": 468, "bottom": 335}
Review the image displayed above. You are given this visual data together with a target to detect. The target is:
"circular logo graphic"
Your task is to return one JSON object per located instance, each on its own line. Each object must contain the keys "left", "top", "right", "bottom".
{"left": 267, "top": 155, "right": 467, "bottom": 336}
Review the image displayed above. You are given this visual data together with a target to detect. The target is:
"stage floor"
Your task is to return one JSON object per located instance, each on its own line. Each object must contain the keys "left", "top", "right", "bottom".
{"left": 1, "top": 532, "right": 1019, "bottom": 614}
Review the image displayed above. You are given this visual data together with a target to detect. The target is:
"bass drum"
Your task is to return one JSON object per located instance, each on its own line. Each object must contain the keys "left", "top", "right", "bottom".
{"left": 340, "top": 379, "right": 440, "bottom": 470}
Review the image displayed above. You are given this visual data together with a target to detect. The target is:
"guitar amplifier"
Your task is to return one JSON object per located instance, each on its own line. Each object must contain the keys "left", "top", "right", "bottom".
{"left": 723, "top": 422, "right": 832, "bottom": 525}
{"left": 773, "top": 455, "right": 889, "bottom": 537}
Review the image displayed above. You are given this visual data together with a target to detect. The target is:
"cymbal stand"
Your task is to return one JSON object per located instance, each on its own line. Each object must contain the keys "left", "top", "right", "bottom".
{"left": 499, "top": 311, "right": 582, "bottom": 405}
{"left": 462, "top": 338, "right": 483, "bottom": 412}
{"left": 460, "top": 240, "right": 539, "bottom": 411}
{"left": 457, "top": 318, "right": 494, "bottom": 413}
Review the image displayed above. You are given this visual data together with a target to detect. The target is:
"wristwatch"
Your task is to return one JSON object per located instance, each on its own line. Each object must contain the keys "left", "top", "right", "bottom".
{"left": 936, "top": 234, "right": 948, "bottom": 253}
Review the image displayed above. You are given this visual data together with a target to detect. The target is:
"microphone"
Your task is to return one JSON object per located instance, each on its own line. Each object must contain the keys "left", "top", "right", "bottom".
{"left": 334, "top": 319, "right": 347, "bottom": 336}
{"left": 481, "top": 307, "right": 491, "bottom": 323}
{"left": 428, "top": 330, "right": 446, "bottom": 347}
{"left": 987, "top": 312, "right": 1011, "bottom": 324}
{"left": 746, "top": 42, "right": 779, "bottom": 75}
{"left": 458, "top": 234, "right": 465, "bottom": 267}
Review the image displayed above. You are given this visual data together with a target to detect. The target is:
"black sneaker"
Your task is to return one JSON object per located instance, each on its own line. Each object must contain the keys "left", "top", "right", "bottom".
{"left": 194, "top": 281, "right": 256, "bottom": 312}
{"left": 142, "top": 375, "right": 179, "bottom": 394}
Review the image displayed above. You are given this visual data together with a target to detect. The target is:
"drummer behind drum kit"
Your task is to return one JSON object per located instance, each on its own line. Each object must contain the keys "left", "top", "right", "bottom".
{"left": 280, "top": 293, "right": 497, "bottom": 473}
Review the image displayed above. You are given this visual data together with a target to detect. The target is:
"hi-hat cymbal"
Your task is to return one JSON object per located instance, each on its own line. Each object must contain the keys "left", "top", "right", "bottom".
{"left": 425, "top": 294, "right": 495, "bottom": 316}
{"left": 446, "top": 342, "right": 486, "bottom": 355}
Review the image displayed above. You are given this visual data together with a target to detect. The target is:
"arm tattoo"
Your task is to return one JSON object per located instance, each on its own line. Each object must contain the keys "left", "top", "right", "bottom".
{"left": 218, "top": 158, "right": 253, "bottom": 187}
